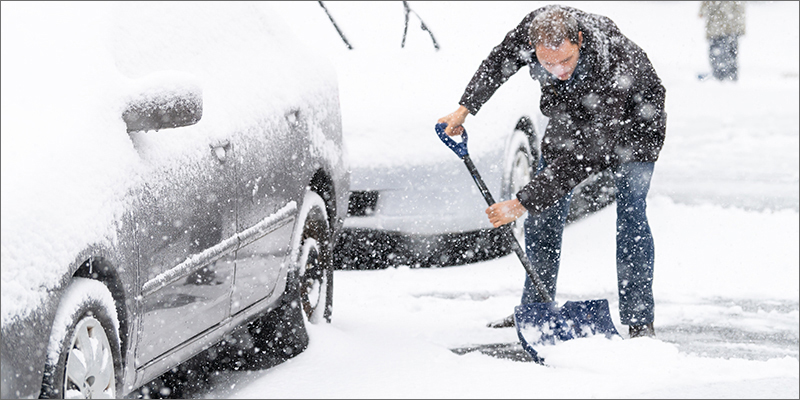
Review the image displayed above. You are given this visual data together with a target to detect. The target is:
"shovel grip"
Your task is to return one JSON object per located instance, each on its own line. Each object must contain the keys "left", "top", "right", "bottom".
{"left": 435, "top": 122, "right": 469, "bottom": 159}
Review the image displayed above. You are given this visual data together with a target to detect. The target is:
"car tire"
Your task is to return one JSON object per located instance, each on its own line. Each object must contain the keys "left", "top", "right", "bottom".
{"left": 295, "top": 191, "right": 334, "bottom": 324}
{"left": 40, "top": 278, "right": 121, "bottom": 399}
{"left": 246, "top": 191, "right": 333, "bottom": 367}
{"left": 503, "top": 129, "right": 535, "bottom": 246}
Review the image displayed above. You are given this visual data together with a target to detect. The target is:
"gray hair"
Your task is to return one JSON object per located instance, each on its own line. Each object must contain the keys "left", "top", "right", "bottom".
{"left": 529, "top": 5, "right": 580, "bottom": 49}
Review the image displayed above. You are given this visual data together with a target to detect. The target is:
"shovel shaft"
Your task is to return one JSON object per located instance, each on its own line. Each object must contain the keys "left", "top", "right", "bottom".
{"left": 462, "top": 155, "right": 553, "bottom": 303}
{"left": 462, "top": 155, "right": 496, "bottom": 204}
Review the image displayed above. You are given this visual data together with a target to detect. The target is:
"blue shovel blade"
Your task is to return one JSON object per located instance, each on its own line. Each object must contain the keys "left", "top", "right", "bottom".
{"left": 514, "top": 300, "right": 621, "bottom": 361}
{"left": 560, "top": 299, "right": 621, "bottom": 339}
{"left": 513, "top": 302, "right": 574, "bottom": 347}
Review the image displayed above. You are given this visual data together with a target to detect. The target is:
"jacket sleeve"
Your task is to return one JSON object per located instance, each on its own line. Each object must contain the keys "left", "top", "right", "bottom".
{"left": 458, "top": 11, "right": 539, "bottom": 114}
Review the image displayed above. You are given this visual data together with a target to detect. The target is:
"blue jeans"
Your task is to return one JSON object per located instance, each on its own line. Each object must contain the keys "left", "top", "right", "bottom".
{"left": 520, "top": 161, "right": 655, "bottom": 326}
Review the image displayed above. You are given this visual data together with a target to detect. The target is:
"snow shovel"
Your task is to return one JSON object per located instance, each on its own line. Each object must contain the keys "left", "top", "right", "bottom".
{"left": 435, "top": 122, "right": 620, "bottom": 364}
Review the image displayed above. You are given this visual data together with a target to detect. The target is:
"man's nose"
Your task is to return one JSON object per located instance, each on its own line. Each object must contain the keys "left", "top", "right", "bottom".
{"left": 551, "top": 64, "right": 567, "bottom": 75}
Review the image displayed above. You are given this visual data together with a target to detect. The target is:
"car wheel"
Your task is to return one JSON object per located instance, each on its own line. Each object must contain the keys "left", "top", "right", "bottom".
{"left": 40, "top": 278, "right": 121, "bottom": 399}
{"left": 296, "top": 191, "right": 333, "bottom": 324}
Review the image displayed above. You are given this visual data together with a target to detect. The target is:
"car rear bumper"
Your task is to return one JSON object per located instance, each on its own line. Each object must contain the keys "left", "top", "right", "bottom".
{"left": 333, "top": 227, "right": 512, "bottom": 269}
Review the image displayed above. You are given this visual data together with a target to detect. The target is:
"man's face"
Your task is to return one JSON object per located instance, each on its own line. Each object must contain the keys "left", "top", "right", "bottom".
{"left": 535, "top": 31, "right": 583, "bottom": 81}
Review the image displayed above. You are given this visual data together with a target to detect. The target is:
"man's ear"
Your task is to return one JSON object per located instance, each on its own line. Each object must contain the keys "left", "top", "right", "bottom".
{"left": 577, "top": 31, "right": 584, "bottom": 48}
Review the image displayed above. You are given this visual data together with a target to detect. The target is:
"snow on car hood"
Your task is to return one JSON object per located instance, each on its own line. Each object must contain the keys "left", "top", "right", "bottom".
{"left": 0, "top": 2, "right": 338, "bottom": 324}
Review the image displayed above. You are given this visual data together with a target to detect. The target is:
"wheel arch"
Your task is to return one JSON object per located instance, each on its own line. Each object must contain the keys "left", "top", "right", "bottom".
{"left": 501, "top": 115, "right": 538, "bottom": 200}
{"left": 57, "top": 245, "right": 134, "bottom": 392}
{"left": 514, "top": 115, "right": 540, "bottom": 160}
{"left": 71, "top": 256, "right": 131, "bottom": 367}
{"left": 308, "top": 168, "right": 338, "bottom": 230}
{"left": 39, "top": 277, "right": 123, "bottom": 398}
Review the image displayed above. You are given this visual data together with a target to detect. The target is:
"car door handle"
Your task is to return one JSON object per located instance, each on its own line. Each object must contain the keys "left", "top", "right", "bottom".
{"left": 210, "top": 140, "right": 230, "bottom": 163}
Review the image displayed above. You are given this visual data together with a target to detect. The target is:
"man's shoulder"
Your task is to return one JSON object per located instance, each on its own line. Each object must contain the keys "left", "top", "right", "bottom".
{"left": 574, "top": 8, "right": 623, "bottom": 37}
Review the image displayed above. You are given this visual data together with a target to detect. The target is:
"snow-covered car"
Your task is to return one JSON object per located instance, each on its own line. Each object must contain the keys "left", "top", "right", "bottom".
{"left": 1, "top": 3, "right": 348, "bottom": 398}
{"left": 269, "top": 2, "right": 615, "bottom": 269}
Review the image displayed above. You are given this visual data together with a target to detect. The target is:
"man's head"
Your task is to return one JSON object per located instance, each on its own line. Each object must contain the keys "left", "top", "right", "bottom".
{"left": 529, "top": 6, "right": 583, "bottom": 81}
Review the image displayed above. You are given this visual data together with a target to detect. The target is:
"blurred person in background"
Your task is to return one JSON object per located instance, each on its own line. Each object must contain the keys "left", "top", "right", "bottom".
{"left": 700, "top": 1, "right": 746, "bottom": 81}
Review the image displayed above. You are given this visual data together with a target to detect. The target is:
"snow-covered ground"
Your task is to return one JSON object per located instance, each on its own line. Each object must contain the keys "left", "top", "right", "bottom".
{"left": 2, "top": 1, "right": 797, "bottom": 398}
{"left": 181, "top": 2, "right": 798, "bottom": 398}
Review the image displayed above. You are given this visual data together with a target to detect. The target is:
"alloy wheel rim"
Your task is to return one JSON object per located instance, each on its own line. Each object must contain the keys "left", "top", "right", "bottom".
{"left": 63, "top": 316, "right": 115, "bottom": 399}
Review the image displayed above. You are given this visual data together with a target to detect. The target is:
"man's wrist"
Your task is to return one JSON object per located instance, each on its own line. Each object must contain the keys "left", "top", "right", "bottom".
{"left": 456, "top": 104, "right": 473, "bottom": 117}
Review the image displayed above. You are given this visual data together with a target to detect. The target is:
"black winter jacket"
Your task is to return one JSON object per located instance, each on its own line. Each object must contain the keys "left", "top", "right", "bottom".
{"left": 459, "top": 6, "right": 667, "bottom": 215}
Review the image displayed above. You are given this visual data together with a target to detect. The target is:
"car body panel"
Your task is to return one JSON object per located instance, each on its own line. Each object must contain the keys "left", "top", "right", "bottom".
{"left": 132, "top": 128, "right": 238, "bottom": 365}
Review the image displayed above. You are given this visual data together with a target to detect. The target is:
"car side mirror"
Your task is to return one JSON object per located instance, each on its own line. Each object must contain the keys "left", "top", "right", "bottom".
{"left": 122, "top": 73, "right": 203, "bottom": 133}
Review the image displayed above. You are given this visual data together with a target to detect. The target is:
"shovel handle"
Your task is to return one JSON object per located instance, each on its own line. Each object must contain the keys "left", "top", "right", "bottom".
{"left": 435, "top": 123, "right": 552, "bottom": 303}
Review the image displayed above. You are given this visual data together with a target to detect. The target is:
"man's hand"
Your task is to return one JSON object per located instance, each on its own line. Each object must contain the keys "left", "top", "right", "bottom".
{"left": 486, "top": 198, "right": 528, "bottom": 228}
{"left": 437, "top": 105, "right": 471, "bottom": 136}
